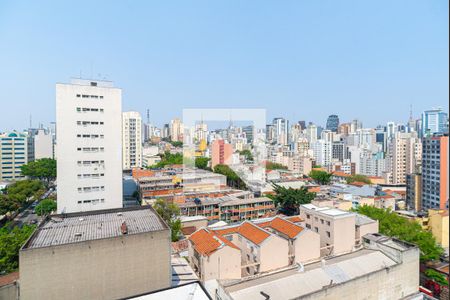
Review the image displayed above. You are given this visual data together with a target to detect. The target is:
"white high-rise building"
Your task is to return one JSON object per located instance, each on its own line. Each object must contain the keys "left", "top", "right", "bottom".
{"left": 56, "top": 79, "right": 123, "bottom": 213}
{"left": 34, "top": 128, "right": 53, "bottom": 159}
{"left": 122, "top": 111, "right": 142, "bottom": 170}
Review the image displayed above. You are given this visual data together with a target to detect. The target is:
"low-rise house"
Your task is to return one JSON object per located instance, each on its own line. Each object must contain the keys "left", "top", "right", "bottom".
{"left": 188, "top": 216, "right": 320, "bottom": 281}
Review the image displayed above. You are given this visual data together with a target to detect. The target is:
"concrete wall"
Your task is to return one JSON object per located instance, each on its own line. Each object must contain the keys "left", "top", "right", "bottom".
{"left": 294, "top": 230, "right": 320, "bottom": 263}
{"left": 299, "top": 247, "right": 420, "bottom": 300}
{"left": 0, "top": 283, "right": 18, "bottom": 300}
{"left": 259, "top": 235, "right": 289, "bottom": 272}
{"left": 332, "top": 216, "right": 356, "bottom": 255}
{"left": 202, "top": 246, "right": 241, "bottom": 281}
{"left": 356, "top": 221, "right": 379, "bottom": 243}
{"left": 19, "top": 230, "right": 171, "bottom": 300}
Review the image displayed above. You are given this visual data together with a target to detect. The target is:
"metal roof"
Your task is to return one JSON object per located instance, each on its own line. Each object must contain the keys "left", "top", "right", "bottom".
{"left": 225, "top": 250, "right": 397, "bottom": 300}
{"left": 23, "top": 206, "right": 167, "bottom": 250}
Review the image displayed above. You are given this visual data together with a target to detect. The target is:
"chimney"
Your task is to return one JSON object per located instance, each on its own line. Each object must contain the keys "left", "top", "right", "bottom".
{"left": 121, "top": 221, "right": 128, "bottom": 234}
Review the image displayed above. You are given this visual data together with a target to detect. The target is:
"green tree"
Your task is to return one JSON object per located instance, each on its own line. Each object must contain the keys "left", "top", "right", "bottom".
{"left": 346, "top": 174, "right": 372, "bottom": 184}
{"left": 21, "top": 158, "right": 56, "bottom": 188}
{"left": 425, "top": 269, "right": 448, "bottom": 286}
{"left": 34, "top": 199, "right": 57, "bottom": 216}
{"left": 153, "top": 199, "right": 182, "bottom": 242}
{"left": 148, "top": 152, "right": 184, "bottom": 168}
{"left": 268, "top": 184, "right": 316, "bottom": 215}
{"left": 309, "top": 170, "right": 332, "bottom": 185}
{"left": 356, "top": 205, "right": 444, "bottom": 261}
{"left": 0, "top": 223, "right": 36, "bottom": 274}
{"left": 266, "top": 161, "right": 288, "bottom": 170}
{"left": 170, "top": 141, "right": 183, "bottom": 148}
{"left": 195, "top": 157, "right": 211, "bottom": 170}
{"left": 5, "top": 180, "right": 44, "bottom": 204}
{"left": 213, "top": 164, "right": 247, "bottom": 189}
{"left": 0, "top": 195, "right": 20, "bottom": 216}
{"left": 239, "top": 150, "right": 254, "bottom": 162}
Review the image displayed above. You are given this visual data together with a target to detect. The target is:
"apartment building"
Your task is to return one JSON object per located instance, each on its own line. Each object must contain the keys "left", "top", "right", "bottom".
{"left": 56, "top": 79, "right": 123, "bottom": 213}
{"left": 188, "top": 216, "right": 320, "bottom": 281}
{"left": 299, "top": 204, "right": 378, "bottom": 256}
{"left": 170, "top": 118, "right": 183, "bottom": 142}
{"left": 179, "top": 196, "right": 275, "bottom": 222}
{"left": 421, "top": 135, "right": 448, "bottom": 209}
{"left": 19, "top": 206, "right": 171, "bottom": 300}
{"left": 211, "top": 139, "right": 233, "bottom": 168}
{"left": 0, "top": 132, "right": 28, "bottom": 181}
{"left": 136, "top": 169, "right": 227, "bottom": 202}
{"left": 34, "top": 128, "right": 53, "bottom": 159}
{"left": 122, "top": 111, "right": 143, "bottom": 170}
{"left": 386, "top": 132, "right": 422, "bottom": 184}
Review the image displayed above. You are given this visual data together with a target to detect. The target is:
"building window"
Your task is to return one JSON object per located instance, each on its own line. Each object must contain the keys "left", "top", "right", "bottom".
{"left": 326, "top": 231, "right": 331, "bottom": 238}
{"left": 314, "top": 227, "right": 319, "bottom": 233}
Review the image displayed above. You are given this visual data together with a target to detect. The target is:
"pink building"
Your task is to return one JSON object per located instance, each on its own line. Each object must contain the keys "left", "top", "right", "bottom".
{"left": 211, "top": 139, "right": 233, "bottom": 168}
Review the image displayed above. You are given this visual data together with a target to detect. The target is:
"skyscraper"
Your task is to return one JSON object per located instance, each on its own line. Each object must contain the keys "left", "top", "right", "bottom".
{"left": 122, "top": 111, "right": 143, "bottom": 170}
{"left": 273, "top": 118, "right": 289, "bottom": 145}
{"left": 170, "top": 118, "right": 183, "bottom": 142}
{"left": 56, "top": 79, "right": 123, "bottom": 213}
{"left": 421, "top": 108, "right": 448, "bottom": 137}
{"left": 421, "top": 135, "right": 448, "bottom": 209}
{"left": 326, "top": 115, "right": 339, "bottom": 132}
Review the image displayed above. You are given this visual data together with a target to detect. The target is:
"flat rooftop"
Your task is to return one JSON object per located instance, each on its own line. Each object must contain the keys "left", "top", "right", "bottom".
{"left": 222, "top": 249, "right": 397, "bottom": 300}
{"left": 22, "top": 206, "right": 168, "bottom": 250}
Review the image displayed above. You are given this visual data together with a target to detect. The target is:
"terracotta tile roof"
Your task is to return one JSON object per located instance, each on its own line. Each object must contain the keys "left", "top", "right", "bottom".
{"left": 0, "top": 272, "right": 19, "bottom": 287}
{"left": 213, "top": 222, "right": 271, "bottom": 245}
{"left": 285, "top": 216, "right": 303, "bottom": 223}
{"left": 189, "top": 228, "right": 239, "bottom": 256}
{"left": 181, "top": 226, "right": 197, "bottom": 236}
{"left": 172, "top": 240, "right": 189, "bottom": 253}
{"left": 258, "top": 217, "right": 303, "bottom": 239}
{"left": 236, "top": 222, "right": 271, "bottom": 245}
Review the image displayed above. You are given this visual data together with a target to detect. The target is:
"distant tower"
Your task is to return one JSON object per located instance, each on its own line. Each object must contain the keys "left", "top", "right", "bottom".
{"left": 326, "top": 115, "right": 339, "bottom": 132}
{"left": 146, "top": 109, "right": 150, "bottom": 124}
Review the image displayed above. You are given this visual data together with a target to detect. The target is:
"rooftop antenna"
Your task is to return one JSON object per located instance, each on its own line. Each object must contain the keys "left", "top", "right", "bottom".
{"left": 29, "top": 114, "right": 32, "bottom": 129}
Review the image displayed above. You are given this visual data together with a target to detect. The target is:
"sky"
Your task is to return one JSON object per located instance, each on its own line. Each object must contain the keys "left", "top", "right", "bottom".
{"left": 0, "top": 0, "right": 448, "bottom": 131}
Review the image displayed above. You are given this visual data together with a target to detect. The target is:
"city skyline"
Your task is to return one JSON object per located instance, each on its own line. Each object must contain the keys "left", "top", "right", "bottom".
{"left": 0, "top": 0, "right": 448, "bottom": 130}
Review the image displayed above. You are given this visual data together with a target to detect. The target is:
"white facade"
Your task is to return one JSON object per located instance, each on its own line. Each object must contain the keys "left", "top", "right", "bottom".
{"left": 34, "top": 129, "right": 53, "bottom": 159}
{"left": 56, "top": 79, "right": 123, "bottom": 213}
{"left": 311, "top": 140, "right": 332, "bottom": 167}
{"left": 122, "top": 111, "right": 142, "bottom": 170}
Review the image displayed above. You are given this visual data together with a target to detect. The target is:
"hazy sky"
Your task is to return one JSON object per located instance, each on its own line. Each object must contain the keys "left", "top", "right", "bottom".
{"left": 0, "top": 0, "right": 448, "bottom": 131}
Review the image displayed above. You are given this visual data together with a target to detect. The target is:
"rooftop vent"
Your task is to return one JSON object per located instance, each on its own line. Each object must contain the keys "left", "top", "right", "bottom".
{"left": 74, "top": 232, "right": 82, "bottom": 238}
{"left": 121, "top": 221, "right": 128, "bottom": 235}
{"left": 79, "top": 218, "right": 84, "bottom": 222}
{"left": 117, "top": 212, "right": 123, "bottom": 216}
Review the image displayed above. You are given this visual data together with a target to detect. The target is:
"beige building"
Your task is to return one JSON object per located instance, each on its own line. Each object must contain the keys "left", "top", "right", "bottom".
{"left": 216, "top": 233, "right": 420, "bottom": 300}
{"left": 188, "top": 216, "right": 320, "bottom": 281}
{"left": 170, "top": 118, "right": 183, "bottom": 142}
{"left": 299, "top": 204, "right": 378, "bottom": 256}
{"left": 428, "top": 209, "right": 449, "bottom": 248}
{"left": 386, "top": 132, "right": 422, "bottom": 184}
{"left": 19, "top": 206, "right": 171, "bottom": 300}
{"left": 122, "top": 111, "right": 143, "bottom": 170}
